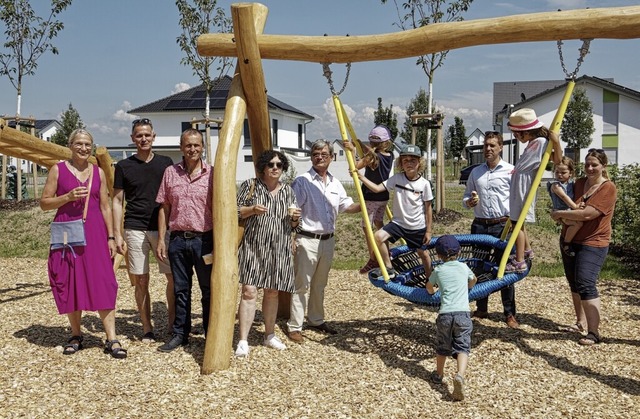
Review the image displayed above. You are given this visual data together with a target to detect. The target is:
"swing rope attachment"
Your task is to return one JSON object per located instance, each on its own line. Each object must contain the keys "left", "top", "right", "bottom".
{"left": 557, "top": 38, "right": 592, "bottom": 80}
{"left": 322, "top": 62, "right": 351, "bottom": 96}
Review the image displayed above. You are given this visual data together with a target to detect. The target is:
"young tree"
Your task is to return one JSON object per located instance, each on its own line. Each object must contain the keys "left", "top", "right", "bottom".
{"left": 448, "top": 116, "right": 467, "bottom": 159}
{"left": 0, "top": 0, "right": 72, "bottom": 116}
{"left": 560, "top": 87, "right": 595, "bottom": 163}
{"left": 176, "top": 0, "right": 233, "bottom": 123}
{"left": 50, "top": 103, "right": 84, "bottom": 146}
{"left": 373, "top": 97, "right": 399, "bottom": 140}
{"left": 400, "top": 87, "right": 431, "bottom": 150}
{"left": 381, "top": 0, "right": 474, "bottom": 176}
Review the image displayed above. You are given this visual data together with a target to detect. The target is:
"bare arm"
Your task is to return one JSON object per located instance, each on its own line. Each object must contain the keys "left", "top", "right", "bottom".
{"left": 356, "top": 172, "right": 386, "bottom": 193}
{"left": 424, "top": 200, "right": 433, "bottom": 244}
{"left": 468, "top": 275, "right": 478, "bottom": 289}
{"left": 112, "top": 188, "right": 126, "bottom": 254}
{"left": 156, "top": 203, "right": 170, "bottom": 262}
{"left": 98, "top": 168, "right": 116, "bottom": 258}
{"left": 426, "top": 281, "right": 436, "bottom": 295}
{"left": 550, "top": 183, "right": 580, "bottom": 210}
{"left": 549, "top": 131, "right": 562, "bottom": 165}
{"left": 551, "top": 205, "right": 602, "bottom": 223}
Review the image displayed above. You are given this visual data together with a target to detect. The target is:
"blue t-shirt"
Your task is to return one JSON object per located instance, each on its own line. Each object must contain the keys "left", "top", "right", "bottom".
{"left": 428, "top": 261, "right": 475, "bottom": 313}
{"left": 547, "top": 179, "right": 575, "bottom": 210}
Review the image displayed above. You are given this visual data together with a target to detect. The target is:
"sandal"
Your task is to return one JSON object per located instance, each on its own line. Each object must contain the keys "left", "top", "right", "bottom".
{"left": 63, "top": 335, "right": 83, "bottom": 355}
{"left": 104, "top": 339, "right": 128, "bottom": 359}
{"left": 578, "top": 332, "right": 600, "bottom": 346}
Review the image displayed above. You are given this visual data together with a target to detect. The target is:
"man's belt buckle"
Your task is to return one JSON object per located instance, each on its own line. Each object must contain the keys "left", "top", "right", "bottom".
{"left": 183, "top": 231, "right": 198, "bottom": 239}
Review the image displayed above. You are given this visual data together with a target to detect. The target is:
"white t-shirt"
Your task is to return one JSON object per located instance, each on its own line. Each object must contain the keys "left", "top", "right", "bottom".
{"left": 383, "top": 173, "right": 433, "bottom": 229}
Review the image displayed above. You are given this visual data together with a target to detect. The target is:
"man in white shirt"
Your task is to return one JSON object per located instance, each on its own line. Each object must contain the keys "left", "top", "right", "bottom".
{"left": 287, "top": 140, "right": 360, "bottom": 343}
{"left": 462, "top": 131, "right": 519, "bottom": 328}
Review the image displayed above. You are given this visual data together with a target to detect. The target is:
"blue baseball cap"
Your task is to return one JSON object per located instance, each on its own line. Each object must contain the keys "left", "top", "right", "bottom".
{"left": 435, "top": 235, "right": 461, "bottom": 257}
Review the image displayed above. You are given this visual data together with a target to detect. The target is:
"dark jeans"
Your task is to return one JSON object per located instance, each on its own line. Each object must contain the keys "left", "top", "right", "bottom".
{"left": 168, "top": 234, "right": 213, "bottom": 338}
{"left": 471, "top": 220, "right": 516, "bottom": 317}
{"left": 560, "top": 240, "right": 608, "bottom": 300}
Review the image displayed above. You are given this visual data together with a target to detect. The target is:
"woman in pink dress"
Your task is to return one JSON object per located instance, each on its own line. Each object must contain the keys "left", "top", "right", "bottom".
{"left": 40, "top": 129, "right": 127, "bottom": 358}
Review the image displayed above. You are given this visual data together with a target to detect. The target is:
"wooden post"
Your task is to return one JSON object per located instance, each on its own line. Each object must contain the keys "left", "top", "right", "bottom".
{"left": 201, "top": 2, "right": 269, "bottom": 374}
{"left": 30, "top": 125, "right": 38, "bottom": 200}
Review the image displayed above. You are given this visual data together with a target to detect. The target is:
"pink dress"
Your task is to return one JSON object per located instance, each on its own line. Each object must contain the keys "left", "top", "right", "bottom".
{"left": 47, "top": 162, "right": 118, "bottom": 314}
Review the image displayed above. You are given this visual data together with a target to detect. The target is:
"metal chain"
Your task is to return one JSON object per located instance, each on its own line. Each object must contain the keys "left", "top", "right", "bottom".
{"left": 557, "top": 39, "right": 592, "bottom": 80}
{"left": 322, "top": 62, "right": 351, "bottom": 96}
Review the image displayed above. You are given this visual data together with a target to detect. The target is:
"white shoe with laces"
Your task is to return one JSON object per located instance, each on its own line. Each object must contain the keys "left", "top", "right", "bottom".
{"left": 235, "top": 340, "right": 249, "bottom": 357}
{"left": 264, "top": 334, "right": 287, "bottom": 351}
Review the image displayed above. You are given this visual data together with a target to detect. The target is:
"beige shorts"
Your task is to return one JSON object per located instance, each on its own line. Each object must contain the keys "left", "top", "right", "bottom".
{"left": 125, "top": 229, "right": 171, "bottom": 275}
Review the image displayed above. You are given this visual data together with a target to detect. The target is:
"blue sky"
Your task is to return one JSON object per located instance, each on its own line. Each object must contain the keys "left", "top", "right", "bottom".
{"left": 2, "top": 0, "right": 640, "bottom": 146}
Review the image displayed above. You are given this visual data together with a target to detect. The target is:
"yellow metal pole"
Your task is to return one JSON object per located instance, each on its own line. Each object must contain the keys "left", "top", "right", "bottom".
{"left": 332, "top": 95, "right": 389, "bottom": 282}
{"left": 497, "top": 80, "right": 575, "bottom": 278}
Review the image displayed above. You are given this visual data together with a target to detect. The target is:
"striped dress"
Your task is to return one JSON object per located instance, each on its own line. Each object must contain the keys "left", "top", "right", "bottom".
{"left": 237, "top": 178, "right": 299, "bottom": 292}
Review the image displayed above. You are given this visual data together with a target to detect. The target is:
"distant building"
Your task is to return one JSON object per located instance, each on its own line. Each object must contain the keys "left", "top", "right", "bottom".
{"left": 113, "top": 75, "right": 317, "bottom": 181}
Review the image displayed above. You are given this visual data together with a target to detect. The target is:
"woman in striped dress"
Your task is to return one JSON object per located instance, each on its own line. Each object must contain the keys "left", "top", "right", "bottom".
{"left": 235, "top": 150, "right": 301, "bottom": 357}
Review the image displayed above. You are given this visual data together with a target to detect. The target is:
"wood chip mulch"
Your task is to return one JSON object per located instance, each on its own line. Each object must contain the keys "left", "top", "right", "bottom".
{"left": 1, "top": 257, "right": 639, "bottom": 417}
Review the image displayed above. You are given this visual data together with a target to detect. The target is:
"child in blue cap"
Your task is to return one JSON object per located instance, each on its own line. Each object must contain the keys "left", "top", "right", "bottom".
{"left": 426, "top": 235, "right": 477, "bottom": 401}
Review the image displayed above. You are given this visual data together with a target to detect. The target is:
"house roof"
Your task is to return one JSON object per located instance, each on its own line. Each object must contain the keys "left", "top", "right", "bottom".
{"left": 7, "top": 119, "right": 59, "bottom": 131}
{"left": 494, "top": 75, "right": 639, "bottom": 117}
{"left": 129, "top": 75, "right": 314, "bottom": 120}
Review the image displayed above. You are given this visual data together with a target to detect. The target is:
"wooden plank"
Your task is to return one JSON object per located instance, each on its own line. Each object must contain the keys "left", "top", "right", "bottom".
{"left": 198, "top": 6, "right": 640, "bottom": 63}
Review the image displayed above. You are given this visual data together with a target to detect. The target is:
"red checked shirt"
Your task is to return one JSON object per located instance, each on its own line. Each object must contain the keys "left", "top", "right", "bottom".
{"left": 156, "top": 159, "right": 213, "bottom": 232}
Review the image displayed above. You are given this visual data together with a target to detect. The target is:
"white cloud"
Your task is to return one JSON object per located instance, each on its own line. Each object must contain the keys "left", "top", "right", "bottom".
{"left": 172, "top": 82, "right": 191, "bottom": 94}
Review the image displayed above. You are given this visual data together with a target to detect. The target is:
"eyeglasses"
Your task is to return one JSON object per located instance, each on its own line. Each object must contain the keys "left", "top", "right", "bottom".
{"left": 267, "top": 162, "right": 283, "bottom": 169}
{"left": 132, "top": 118, "right": 152, "bottom": 127}
{"left": 72, "top": 143, "right": 93, "bottom": 149}
{"left": 312, "top": 153, "right": 331, "bottom": 159}
{"left": 588, "top": 148, "right": 605, "bottom": 153}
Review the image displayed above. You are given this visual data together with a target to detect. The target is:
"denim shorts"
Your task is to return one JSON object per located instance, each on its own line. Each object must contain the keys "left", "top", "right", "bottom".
{"left": 561, "top": 241, "right": 609, "bottom": 300}
{"left": 435, "top": 311, "right": 472, "bottom": 357}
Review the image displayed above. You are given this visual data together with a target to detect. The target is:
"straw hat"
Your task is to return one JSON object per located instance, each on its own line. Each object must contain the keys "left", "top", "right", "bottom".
{"left": 508, "top": 108, "right": 544, "bottom": 131}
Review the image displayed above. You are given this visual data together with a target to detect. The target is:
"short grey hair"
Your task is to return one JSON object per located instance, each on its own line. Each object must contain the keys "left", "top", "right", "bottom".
{"left": 311, "top": 139, "right": 333, "bottom": 155}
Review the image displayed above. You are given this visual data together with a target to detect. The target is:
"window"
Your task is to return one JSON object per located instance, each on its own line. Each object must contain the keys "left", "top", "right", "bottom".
{"left": 603, "top": 148, "right": 618, "bottom": 165}
{"left": 272, "top": 119, "right": 278, "bottom": 146}
{"left": 298, "top": 124, "right": 303, "bottom": 149}
{"left": 244, "top": 155, "right": 253, "bottom": 162}
{"left": 181, "top": 122, "right": 192, "bottom": 133}
{"left": 602, "top": 90, "right": 619, "bottom": 135}
{"left": 243, "top": 120, "right": 251, "bottom": 147}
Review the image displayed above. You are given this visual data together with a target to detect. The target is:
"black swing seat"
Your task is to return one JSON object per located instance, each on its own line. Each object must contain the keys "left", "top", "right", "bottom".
{"left": 368, "top": 234, "right": 530, "bottom": 306}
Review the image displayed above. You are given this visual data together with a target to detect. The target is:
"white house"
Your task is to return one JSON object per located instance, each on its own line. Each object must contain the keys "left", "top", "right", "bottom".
{"left": 121, "top": 76, "right": 318, "bottom": 182}
{"left": 493, "top": 75, "right": 640, "bottom": 166}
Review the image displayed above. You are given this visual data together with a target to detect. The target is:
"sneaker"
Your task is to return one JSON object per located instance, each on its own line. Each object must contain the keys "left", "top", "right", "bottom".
{"left": 430, "top": 371, "right": 443, "bottom": 384}
{"left": 452, "top": 374, "right": 465, "bottom": 401}
{"left": 359, "top": 258, "right": 379, "bottom": 274}
{"left": 264, "top": 334, "right": 287, "bottom": 351}
{"left": 505, "top": 259, "right": 527, "bottom": 273}
{"left": 370, "top": 267, "right": 396, "bottom": 279}
{"left": 235, "top": 340, "right": 250, "bottom": 357}
{"left": 158, "top": 334, "right": 187, "bottom": 353}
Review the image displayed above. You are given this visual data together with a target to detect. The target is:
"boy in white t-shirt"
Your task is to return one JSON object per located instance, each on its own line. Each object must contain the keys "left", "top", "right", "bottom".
{"left": 357, "top": 144, "right": 434, "bottom": 279}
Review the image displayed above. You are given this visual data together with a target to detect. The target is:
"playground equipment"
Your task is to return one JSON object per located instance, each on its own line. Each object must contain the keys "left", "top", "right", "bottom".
{"left": 196, "top": 3, "right": 640, "bottom": 374}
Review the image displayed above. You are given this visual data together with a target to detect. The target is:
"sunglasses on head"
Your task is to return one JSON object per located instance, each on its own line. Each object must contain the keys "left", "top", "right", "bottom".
{"left": 588, "top": 148, "right": 605, "bottom": 153}
{"left": 132, "top": 118, "right": 152, "bottom": 126}
{"left": 484, "top": 131, "right": 500, "bottom": 137}
{"left": 267, "top": 162, "right": 283, "bottom": 169}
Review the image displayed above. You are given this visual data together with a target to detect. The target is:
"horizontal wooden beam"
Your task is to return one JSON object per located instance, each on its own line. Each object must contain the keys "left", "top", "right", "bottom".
{"left": 198, "top": 6, "right": 640, "bottom": 63}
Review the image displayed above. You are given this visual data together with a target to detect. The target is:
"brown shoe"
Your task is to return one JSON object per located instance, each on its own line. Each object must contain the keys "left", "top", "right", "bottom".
{"left": 287, "top": 330, "right": 304, "bottom": 343}
{"left": 506, "top": 315, "right": 519, "bottom": 329}
{"left": 472, "top": 310, "right": 488, "bottom": 319}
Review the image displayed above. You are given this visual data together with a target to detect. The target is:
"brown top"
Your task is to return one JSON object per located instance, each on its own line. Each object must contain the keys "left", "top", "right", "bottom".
{"left": 567, "top": 178, "right": 617, "bottom": 247}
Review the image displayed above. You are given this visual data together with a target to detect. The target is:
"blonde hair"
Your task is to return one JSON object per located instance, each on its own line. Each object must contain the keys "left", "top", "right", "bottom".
{"left": 68, "top": 128, "right": 93, "bottom": 147}
{"left": 362, "top": 140, "right": 393, "bottom": 170}
{"left": 394, "top": 155, "right": 427, "bottom": 174}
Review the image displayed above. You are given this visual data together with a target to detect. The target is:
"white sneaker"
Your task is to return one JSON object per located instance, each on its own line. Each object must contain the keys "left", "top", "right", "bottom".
{"left": 264, "top": 334, "right": 287, "bottom": 351}
{"left": 235, "top": 340, "right": 249, "bottom": 357}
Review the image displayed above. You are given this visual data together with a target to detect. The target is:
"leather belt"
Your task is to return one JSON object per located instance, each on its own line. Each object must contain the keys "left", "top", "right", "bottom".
{"left": 473, "top": 216, "right": 509, "bottom": 226}
{"left": 297, "top": 230, "right": 334, "bottom": 240}
{"left": 170, "top": 230, "right": 211, "bottom": 239}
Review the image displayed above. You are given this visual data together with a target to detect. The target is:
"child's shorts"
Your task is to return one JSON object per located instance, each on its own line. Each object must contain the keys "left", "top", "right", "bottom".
{"left": 382, "top": 222, "right": 426, "bottom": 249}
{"left": 435, "top": 311, "right": 472, "bottom": 358}
{"left": 361, "top": 200, "right": 388, "bottom": 228}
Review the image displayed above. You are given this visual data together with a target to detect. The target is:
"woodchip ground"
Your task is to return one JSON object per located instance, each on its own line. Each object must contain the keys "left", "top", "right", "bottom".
{"left": 1, "top": 256, "right": 639, "bottom": 418}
